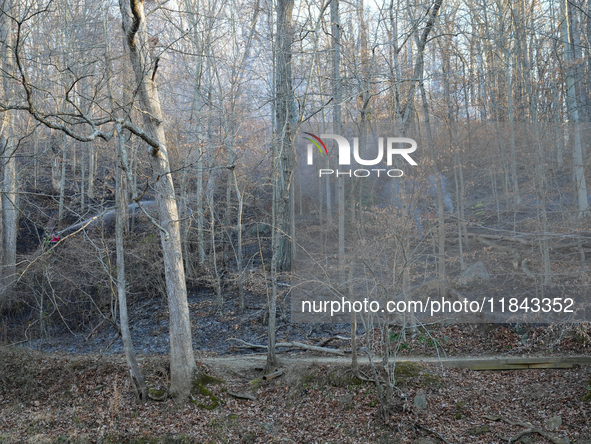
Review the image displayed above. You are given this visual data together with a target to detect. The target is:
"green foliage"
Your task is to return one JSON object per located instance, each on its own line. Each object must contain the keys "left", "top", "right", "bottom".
{"left": 148, "top": 388, "right": 166, "bottom": 399}
{"left": 191, "top": 373, "right": 223, "bottom": 410}
{"left": 421, "top": 373, "right": 441, "bottom": 388}
{"left": 391, "top": 361, "right": 441, "bottom": 389}
{"left": 249, "top": 378, "right": 263, "bottom": 391}
{"left": 417, "top": 334, "right": 441, "bottom": 348}
{"left": 394, "top": 361, "right": 422, "bottom": 379}
{"left": 472, "top": 201, "right": 485, "bottom": 217}
{"left": 455, "top": 400, "right": 466, "bottom": 420}
{"left": 191, "top": 384, "right": 220, "bottom": 410}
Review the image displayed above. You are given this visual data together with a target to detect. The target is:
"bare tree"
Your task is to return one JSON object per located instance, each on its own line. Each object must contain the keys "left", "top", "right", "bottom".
{"left": 115, "top": 125, "right": 147, "bottom": 400}
{"left": 0, "top": 0, "right": 17, "bottom": 303}
{"left": 267, "top": 0, "right": 295, "bottom": 370}
{"left": 561, "top": 0, "right": 589, "bottom": 216}
{"left": 118, "top": 0, "right": 196, "bottom": 400}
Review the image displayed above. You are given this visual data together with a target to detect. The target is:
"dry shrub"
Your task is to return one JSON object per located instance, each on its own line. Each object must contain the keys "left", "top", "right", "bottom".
{"left": 11, "top": 221, "right": 168, "bottom": 339}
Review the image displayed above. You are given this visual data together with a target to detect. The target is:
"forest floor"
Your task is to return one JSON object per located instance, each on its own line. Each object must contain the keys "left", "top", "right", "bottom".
{"left": 1, "top": 344, "right": 591, "bottom": 444}
{"left": 3, "top": 288, "right": 591, "bottom": 444}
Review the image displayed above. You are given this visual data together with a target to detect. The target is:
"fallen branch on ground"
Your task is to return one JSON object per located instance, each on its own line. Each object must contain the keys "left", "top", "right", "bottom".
{"left": 227, "top": 391, "right": 257, "bottom": 401}
{"left": 317, "top": 335, "right": 351, "bottom": 347}
{"left": 263, "top": 369, "right": 284, "bottom": 380}
{"left": 227, "top": 338, "right": 345, "bottom": 355}
{"left": 414, "top": 422, "right": 452, "bottom": 444}
{"left": 483, "top": 415, "right": 568, "bottom": 444}
{"left": 467, "top": 233, "right": 591, "bottom": 258}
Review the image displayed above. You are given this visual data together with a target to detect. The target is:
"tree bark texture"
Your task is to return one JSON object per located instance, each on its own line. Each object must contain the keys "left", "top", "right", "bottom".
{"left": 1, "top": 0, "right": 17, "bottom": 303}
{"left": 119, "top": 0, "right": 196, "bottom": 400}
{"left": 116, "top": 126, "right": 147, "bottom": 400}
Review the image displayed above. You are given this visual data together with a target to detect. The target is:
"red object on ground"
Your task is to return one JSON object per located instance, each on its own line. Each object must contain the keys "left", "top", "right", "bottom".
{"left": 51, "top": 235, "right": 60, "bottom": 243}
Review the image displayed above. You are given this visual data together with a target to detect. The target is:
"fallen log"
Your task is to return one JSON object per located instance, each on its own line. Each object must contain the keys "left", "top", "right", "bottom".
{"left": 227, "top": 391, "right": 257, "bottom": 401}
{"left": 279, "top": 341, "right": 345, "bottom": 355}
{"left": 468, "top": 232, "right": 591, "bottom": 254}
{"left": 473, "top": 234, "right": 520, "bottom": 254}
{"left": 317, "top": 335, "right": 351, "bottom": 347}
{"left": 263, "top": 370, "right": 285, "bottom": 381}
{"left": 227, "top": 338, "right": 266, "bottom": 349}
{"left": 475, "top": 233, "right": 532, "bottom": 245}
{"left": 227, "top": 338, "right": 345, "bottom": 356}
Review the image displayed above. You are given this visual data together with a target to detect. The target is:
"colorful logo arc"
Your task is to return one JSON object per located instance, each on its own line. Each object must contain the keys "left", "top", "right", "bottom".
{"left": 303, "top": 132, "right": 328, "bottom": 156}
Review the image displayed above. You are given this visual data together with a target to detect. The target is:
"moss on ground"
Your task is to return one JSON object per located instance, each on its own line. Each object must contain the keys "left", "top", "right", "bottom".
{"left": 191, "top": 372, "right": 223, "bottom": 410}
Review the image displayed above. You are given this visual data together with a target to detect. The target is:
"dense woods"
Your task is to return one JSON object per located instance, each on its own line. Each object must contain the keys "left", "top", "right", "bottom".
{"left": 1, "top": 0, "right": 591, "bottom": 432}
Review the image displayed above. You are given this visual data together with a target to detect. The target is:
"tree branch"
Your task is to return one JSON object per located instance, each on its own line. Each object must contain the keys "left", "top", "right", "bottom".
{"left": 483, "top": 415, "right": 568, "bottom": 444}
{"left": 227, "top": 338, "right": 345, "bottom": 355}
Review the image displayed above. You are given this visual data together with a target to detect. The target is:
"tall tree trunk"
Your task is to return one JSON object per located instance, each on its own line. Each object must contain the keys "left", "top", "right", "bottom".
{"left": 80, "top": 76, "right": 92, "bottom": 212}
{"left": 58, "top": 132, "right": 67, "bottom": 227}
{"left": 400, "top": 0, "right": 443, "bottom": 124}
{"left": 1, "top": 0, "right": 17, "bottom": 303}
{"left": 570, "top": 1, "right": 588, "bottom": 123}
{"left": 183, "top": 0, "right": 206, "bottom": 265}
{"left": 348, "top": 262, "right": 358, "bottom": 376}
{"left": 119, "top": 0, "right": 196, "bottom": 400}
{"left": 274, "top": 0, "right": 295, "bottom": 272}
{"left": 88, "top": 135, "right": 95, "bottom": 200}
{"left": 389, "top": 0, "right": 402, "bottom": 120}
{"left": 81, "top": 140, "right": 86, "bottom": 211}
{"left": 332, "top": 0, "right": 345, "bottom": 286}
{"left": 116, "top": 125, "right": 147, "bottom": 400}
{"left": 232, "top": 168, "right": 245, "bottom": 311}
{"left": 179, "top": 140, "right": 193, "bottom": 280}
{"left": 268, "top": 0, "right": 295, "bottom": 370}
{"left": 413, "top": 2, "right": 446, "bottom": 296}
{"left": 562, "top": 0, "right": 590, "bottom": 216}
{"left": 419, "top": 82, "right": 447, "bottom": 297}
{"left": 442, "top": 38, "right": 465, "bottom": 271}
{"left": 33, "top": 127, "right": 38, "bottom": 189}
{"left": 207, "top": 174, "right": 223, "bottom": 311}
{"left": 553, "top": 82, "right": 564, "bottom": 168}
{"left": 521, "top": 29, "right": 552, "bottom": 285}
{"left": 315, "top": 64, "right": 332, "bottom": 226}
{"left": 505, "top": 48, "right": 520, "bottom": 206}
{"left": 459, "top": 63, "right": 470, "bottom": 249}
